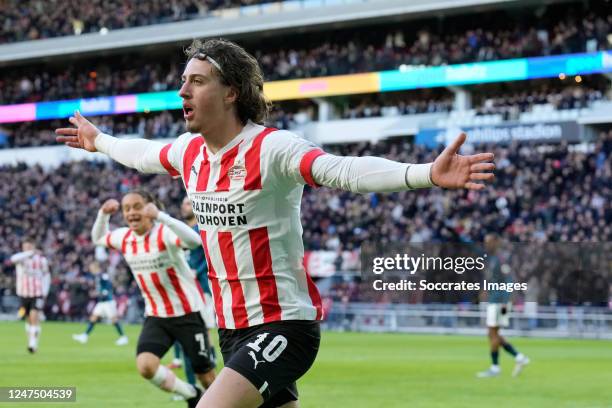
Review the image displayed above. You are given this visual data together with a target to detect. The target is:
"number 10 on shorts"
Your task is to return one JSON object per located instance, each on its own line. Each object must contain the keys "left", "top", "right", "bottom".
{"left": 247, "top": 333, "right": 288, "bottom": 364}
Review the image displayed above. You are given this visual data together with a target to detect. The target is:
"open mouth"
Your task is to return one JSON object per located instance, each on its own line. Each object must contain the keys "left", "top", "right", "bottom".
{"left": 127, "top": 216, "right": 141, "bottom": 224}
{"left": 183, "top": 105, "right": 195, "bottom": 120}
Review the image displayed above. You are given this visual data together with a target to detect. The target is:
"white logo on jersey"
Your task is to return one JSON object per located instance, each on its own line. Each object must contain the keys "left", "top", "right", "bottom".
{"left": 248, "top": 351, "right": 266, "bottom": 369}
{"left": 228, "top": 164, "right": 247, "bottom": 181}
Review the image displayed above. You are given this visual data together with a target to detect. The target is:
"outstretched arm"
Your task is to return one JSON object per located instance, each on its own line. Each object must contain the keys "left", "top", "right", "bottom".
{"left": 312, "top": 156, "right": 432, "bottom": 193}
{"left": 312, "top": 133, "right": 494, "bottom": 193}
{"left": 55, "top": 111, "right": 168, "bottom": 174}
{"left": 9, "top": 250, "right": 35, "bottom": 264}
{"left": 143, "top": 204, "right": 201, "bottom": 249}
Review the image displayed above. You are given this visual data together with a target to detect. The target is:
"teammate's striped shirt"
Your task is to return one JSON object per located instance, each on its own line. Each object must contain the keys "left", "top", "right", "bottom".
{"left": 158, "top": 121, "right": 324, "bottom": 329}
{"left": 11, "top": 251, "right": 50, "bottom": 298}
{"left": 94, "top": 220, "right": 205, "bottom": 318}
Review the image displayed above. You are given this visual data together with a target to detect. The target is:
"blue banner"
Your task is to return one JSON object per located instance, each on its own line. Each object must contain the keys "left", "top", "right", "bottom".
{"left": 2, "top": 50, "right": 610, "bottom": 124}
{"left": 416, "top": 122, "right": 582, "bottom": 147}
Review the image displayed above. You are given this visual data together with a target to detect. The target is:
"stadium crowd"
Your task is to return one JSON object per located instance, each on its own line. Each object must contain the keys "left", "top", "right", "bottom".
{"left": 1, "top": 128, "right": 611, "bottom": 318}
{"left": 341, "top": 93, "right": 454, "bottom": 119}
{"left": 342, "top": 82, "right": 608, "bottom": 120}
{"left": 1, "top": 1, "right": 610, "bottom": 105}
{"left": 0, "top": 0, "right": 273, "bottom": 44}
{"left": 0, "top": 106, "right": 315, "bottom": 149}
{"left": 2, "top": 78, "right": 609, "bottom": 149}
{"left": 472, "top": 84, "right": 607, "bottom": 119}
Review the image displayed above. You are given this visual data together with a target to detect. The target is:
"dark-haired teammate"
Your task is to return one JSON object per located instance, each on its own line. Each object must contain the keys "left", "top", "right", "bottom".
{"left": 90, "top": 191, "right": 216, "bottom": 407}
{"left": 56, "top": 38, "right": 495, "bottom": 408}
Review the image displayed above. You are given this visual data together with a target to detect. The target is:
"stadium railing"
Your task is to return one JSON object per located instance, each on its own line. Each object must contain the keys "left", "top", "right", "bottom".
{"left": 3, "top": 293, "right": 609, "bottom": 339}
{"left": 323, "top": 303, "right": 612, "bottom": 339}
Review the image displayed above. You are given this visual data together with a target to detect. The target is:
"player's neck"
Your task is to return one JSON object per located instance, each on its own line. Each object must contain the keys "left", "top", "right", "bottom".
{"left": 132, "top": 224, "right": 153, "bottom": 236}
{"left": 201, "top": 117, "right": 245, "bottom": 155}
{"left": 186, "top": 217, "right": 196, "bottom": 227}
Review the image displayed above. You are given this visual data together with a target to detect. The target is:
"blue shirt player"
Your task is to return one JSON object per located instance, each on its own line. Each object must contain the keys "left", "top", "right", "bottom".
{"left": 168, "top": 196, "right": 217, "bottom": 388}
{"left": 73, "top": 261, "right": 128, "bottom": 346}
{"left": 477, "top": 234, "right": 529, "bottom": 378}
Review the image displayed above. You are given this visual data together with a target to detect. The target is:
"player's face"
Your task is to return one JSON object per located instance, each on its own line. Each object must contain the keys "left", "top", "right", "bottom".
{"left": 179, "top": 58, "right": 235, "bottom": 134}
{"left": 181, "top": 196, "right": 194, "bottom": 219}
{"left": 121, "top": 193, "right": 153, "bottom": 234}
{"left": 89, "top": 262, "right": 100, "bottom": 275}
{"left": 22, "top": 242, "right": 34, "bottom": 252}
{"left": 484, "top": 234, "right": 499, "bottom": 253}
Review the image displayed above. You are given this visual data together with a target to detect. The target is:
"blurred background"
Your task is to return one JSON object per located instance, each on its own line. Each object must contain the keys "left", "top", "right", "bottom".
{"left": 0, "top": 0, "right": 611, "bottom": 340}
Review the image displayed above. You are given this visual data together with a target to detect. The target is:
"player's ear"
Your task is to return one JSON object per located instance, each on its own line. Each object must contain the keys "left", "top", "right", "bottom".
{"left": 224, "top": 86, "right": 238, "bottom": 105}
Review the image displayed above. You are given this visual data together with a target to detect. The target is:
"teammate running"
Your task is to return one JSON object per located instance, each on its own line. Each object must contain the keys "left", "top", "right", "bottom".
{"left": 477, "top": 234, "right": 530, "bottom": 378}
{"left": 10, "top": 239, "right": 51, "bottom": 354}
{"left": 90, "top": 190, "right": 216, "bottom": 407}
{"left": 56, "top": 38, "right": 495, "bottom": 408}
{"left": 72, "top": 261, "right": 129, "bottom": 346}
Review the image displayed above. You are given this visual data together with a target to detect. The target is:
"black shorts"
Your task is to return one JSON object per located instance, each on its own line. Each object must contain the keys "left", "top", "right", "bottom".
{"left": 20, "top": 297, "right": 44, "bottom": 316}
{"left": 137, "top": 311, "right": 216, "bottom": 374}
{"left": 219, "top": 320, "right": 320, "bottom": 407}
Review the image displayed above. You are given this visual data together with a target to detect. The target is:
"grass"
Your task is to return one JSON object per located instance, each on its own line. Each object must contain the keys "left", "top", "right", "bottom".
{"left": 1, "top": 321, "right": 611, "bottom": 407}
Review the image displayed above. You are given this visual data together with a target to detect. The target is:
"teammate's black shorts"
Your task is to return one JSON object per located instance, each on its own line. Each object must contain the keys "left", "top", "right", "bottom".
{"left": 137, "top": 311, "right": 216, "bottom": 373}
{"left": 20, "top": 297, "right": 44, "bottom": 316}
{"left": 219, "top": 320, "right": 321, "bottom": 407}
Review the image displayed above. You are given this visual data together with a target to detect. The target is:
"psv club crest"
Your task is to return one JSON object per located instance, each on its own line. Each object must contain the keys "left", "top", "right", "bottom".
{"left": 228, "top": 163, "right": 247, "bottom": 181}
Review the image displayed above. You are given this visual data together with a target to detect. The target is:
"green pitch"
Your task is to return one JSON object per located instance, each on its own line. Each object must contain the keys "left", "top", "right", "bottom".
{"left": 1, "top": 321, "right": 611, "bottom": 408}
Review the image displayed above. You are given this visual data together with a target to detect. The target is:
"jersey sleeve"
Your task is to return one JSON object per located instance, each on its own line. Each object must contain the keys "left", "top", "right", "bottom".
{"left": 103, "top": 228, "right": 129, "bottom": 251}
{"left": 157, "top": 213, "right": 201, "bottom": 250}
{"left": 158, "top": 132, "right": 195, "bottom": 178}
{"left": 10, "top": 250, "right": 35, "bottom": 264}
{"left": 42, "top": 257, "right": 50, "bottom": 274}
{"left": 91, "top": 210, "right": 127, "bottom": 250}
{"left": 264, "top": 130, "right": 326, "bottom": 187}
{"left": 42, "top": 258, "right": 51, "bottom": 297}
{"left": 161, "top": 225, "right": 181, "bottom": 251}
{"left": 95, "top": 132, "right": 194, "bottom": 178}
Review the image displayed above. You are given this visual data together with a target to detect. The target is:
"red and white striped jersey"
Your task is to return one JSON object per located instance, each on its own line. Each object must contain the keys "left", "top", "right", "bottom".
{"left": 11, "top": 251, "right": 50, "bottom": 298}
{"left": 97, "top": 222, "right": 205, "bottom": 318}
{"left": 158, "top": 121, "right": 324, "bottom": 329}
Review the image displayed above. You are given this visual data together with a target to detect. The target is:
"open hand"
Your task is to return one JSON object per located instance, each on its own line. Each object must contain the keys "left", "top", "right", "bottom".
{"left": 431, "top": 133, "right": 495, "bottom": 190}
{"left": 55, "top": 111, "right": 100, "bottom": 152}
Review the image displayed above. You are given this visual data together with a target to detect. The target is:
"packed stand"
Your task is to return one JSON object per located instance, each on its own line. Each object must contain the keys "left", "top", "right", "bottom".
{"left": 302, "top": 130, "right": 612, "bottom": 253}
{"left": 1, "top": 0, "right": 611, "bottom": 105}
{"left": 0, "top": 103, "right": 314, "bottom": 149}
{"left": 0, "top": 0, "right": 275, "bottom": 44}
{"left": 0, "top": 80, "right": 608, "bottom": 149}
{"left": 472, "top": 79, "right": 609, "bottom": 120}
{"left": 340, "top": 91, "right": 454, "bottom": 119}
{"left": 1, "top": 129, "right": 611, "bottom": 317}
{"left": 0, "top": 160, "right": 186, "bottom": 320}
{"left": 0, "top": 111, "right": 183, "bottom": 149}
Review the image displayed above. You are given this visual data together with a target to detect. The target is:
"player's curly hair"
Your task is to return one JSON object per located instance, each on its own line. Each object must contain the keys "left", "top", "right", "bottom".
{"left": 185, "top": 38, "right": 271, "bottom": 125}
{"left": 127, "top": 189, "right": 165, "bottom": 211}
